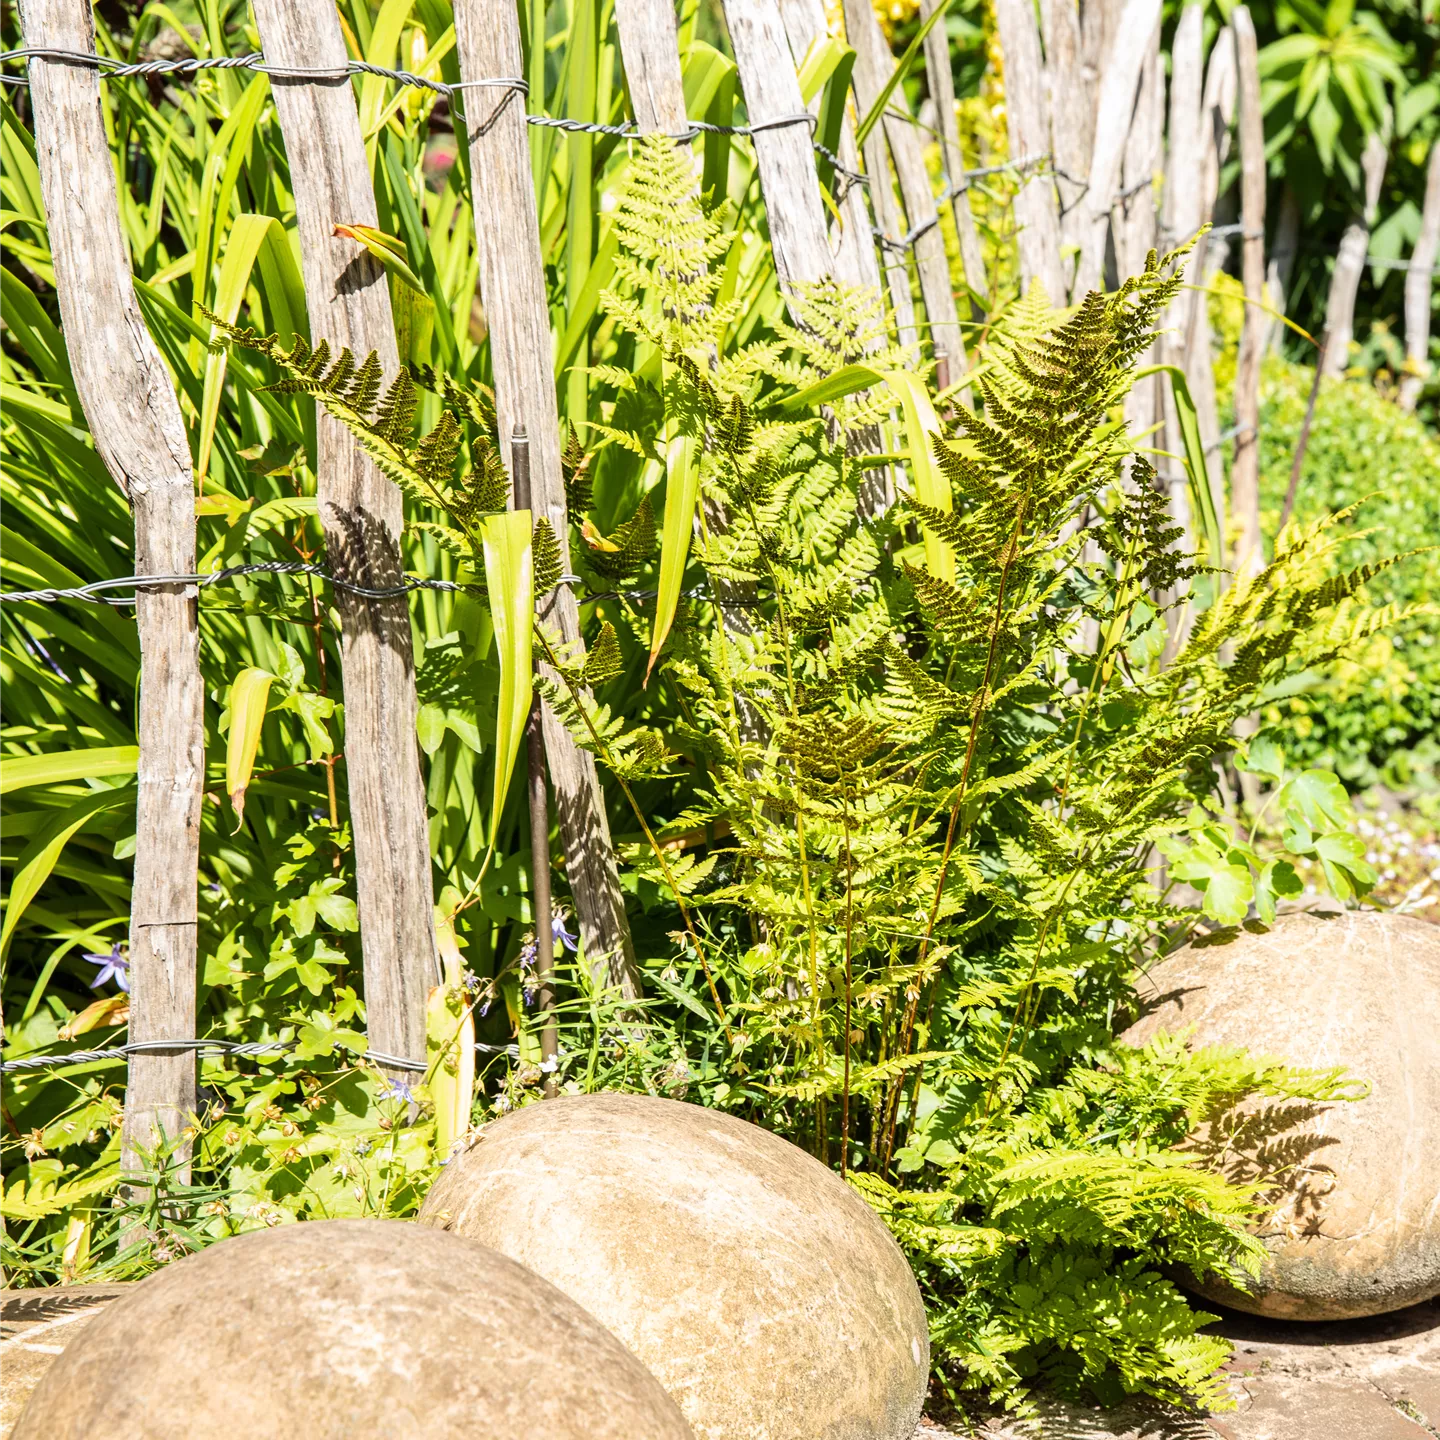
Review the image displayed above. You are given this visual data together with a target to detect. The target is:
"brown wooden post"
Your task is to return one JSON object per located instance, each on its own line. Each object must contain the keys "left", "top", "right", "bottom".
{"left": 993, "top": 0, "right": 1066, "bottom": 303}
{"left": 1184, "top": 25, "right": 1237, "bottom": 536}
{"left": 510, "top": 429, "right": 558, "bottom": 1097}
{"left": 776, "top": 0, "right": 888, "bottom": 299}
{"left": 923, "top": 0, "right": 988, "bottom": 311}
{"left": 454, "top": 0, "right": 641, "bottom": 998}
{"left": 1398, "top": 143, "right": 1440, "bottom": 414}
{"left": 843, "top": 0, "right": 967, "bottom": 379}
{"left": 1322, "top": 132, "right": 1388, "bottom": 379}
{"left": 1040, "top": 0, "right": 1090, "bottom": 289}
{"left": 250, "top": 0, "right": 438, "bottom": 1072}
{"left": 1158, "top": 2, "right": 1205, "bottom": 653}
{"left": 19, "top": 0, "right": 206, "bottom": 1188}
{"left": 1230, "top": 5, "right": 1266, "bottom": 580}
{"left": 612, "top": 0, "right": 689, "bottom": 134}
{"left": 1069, "top": 0, "right": 1162, "bottom": 299}
{"left": 720, "top": 0, "right": 836, "bottom": 298}
{"left": 1117, "top": 29, "right": 1162, "bottom": 443}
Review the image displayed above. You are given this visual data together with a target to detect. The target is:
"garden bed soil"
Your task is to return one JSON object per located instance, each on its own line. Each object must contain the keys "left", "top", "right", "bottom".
{"left": 3, "top": 1285, "right": 1437, "bottom": 1439}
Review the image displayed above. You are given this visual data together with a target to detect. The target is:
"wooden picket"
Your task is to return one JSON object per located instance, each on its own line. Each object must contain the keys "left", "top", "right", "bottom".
{"left": 454, "top": 0, "right": 642, "bottom": 999}
{"left": 251, "top": 0, "right": 439, "bottom": 1075}
{"left": 18, "top": 0, "right": 205, "bottom": 1189}
{"left": 921, "top": 0, "right": 987, "bottom": 313}
{"left": 1230, "top": 5, "right": 1267, "bottom": 580}
{"left": 845, "top": 0, "right": 966, "bottom": 379}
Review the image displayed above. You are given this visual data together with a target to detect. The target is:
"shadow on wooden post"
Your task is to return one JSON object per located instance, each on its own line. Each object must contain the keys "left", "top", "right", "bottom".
{"left": 454, "top": 0, "right": 641, "bottom": 999}
{"left": 19, "top": 0, "right": 205, "bottom": 1199}
{"left": 511, "top": 429, "right": 559, "bottom": 1098}
{"left": 252, "top": 0, "right": 439, "bottom": 1075}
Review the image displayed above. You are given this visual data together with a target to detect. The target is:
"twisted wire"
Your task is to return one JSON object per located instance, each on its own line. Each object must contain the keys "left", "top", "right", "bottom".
{"left": 0, "top": 1035, "right": 519, "bottom": 1075}
{"left": 0, "top": 560, "right": 468, "bottom": 608}
{"left": 0, "top": 48, "right": 823, "bottom": 147}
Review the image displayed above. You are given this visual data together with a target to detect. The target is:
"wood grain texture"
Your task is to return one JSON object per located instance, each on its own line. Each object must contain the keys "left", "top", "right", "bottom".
{"left": 1322, "top": 132, "right": 1388, "bottom": 380}
{"left": 1229, "top": 5, "right": 1266, "bottom": 579}
{"left": 19, "top": 0, "right": 204, "bottom": 1181}
{"left": 251, "top": 0, "right": 438, "bottom": 1069}
{"left": 844, "top": 0, "right": 966, "bottom": 378}
{"left": 922, "top": 0, "right": 987, "bottom": 309}
{"left": 993, "top": 0, "right": 1066, "bottom": 303}
{"left": 1118, "top": 33, "right": 1162, "bottom": 447}
{"left": 612, "top": 0, "right": 689, "bottom": 134}
{"left": 1398, "top": 143, "right": 1440, "bottom": 413}
{"left": 721, "top": 0, "right": 836, "bottom": 296}
{"left": 1070, "top": 0, "right": 1162, "bottom": 299}
{"left": 776, "top": 0, "right": 886, "bottom": 296}
{"left": 1040, "top": 0, "right": 1089, "bottom": 289}
{"left": 1183, "top": 25, "right": 1236, "bottom": 536}
{"left": 454, "top": 0, "right": 640, "bottom": 997}
{"left": 1159, "top": 2, "right": 1203, "bottom": 568}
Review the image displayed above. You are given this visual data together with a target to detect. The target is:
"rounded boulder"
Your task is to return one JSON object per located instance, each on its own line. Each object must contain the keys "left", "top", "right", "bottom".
{"left": 419, "top": 1092, "right": 929, "bottom": 1440}
{"left": 14, "top": 1218, "right": 692, "bottom": 1440}
{"left": 1122, "top": 910, "right": 1440, "bottom": 1320}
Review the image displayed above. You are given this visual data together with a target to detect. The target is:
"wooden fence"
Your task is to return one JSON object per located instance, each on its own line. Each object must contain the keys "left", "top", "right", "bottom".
{"left": 10, "top": 0, "right": 1432, "bottom": 1185}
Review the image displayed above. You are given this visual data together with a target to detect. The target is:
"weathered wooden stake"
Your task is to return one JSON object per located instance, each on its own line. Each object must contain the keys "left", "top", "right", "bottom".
{"left": 923, "top": 0, "right": 988, "bottom": 311}
{"left": 1398, "top": 143, "right": 1440, "bottom": 414}
{"left": 776, "top": 0, "right": 888, "bottom": 299}
{"left": 720, "top": 0, "right": 835, "bottom": 296}
{"left": 454, "top": 0, "right": 641, "bottom": 998}
{"left": 1229, "top": 5, "right": 1266, "bottom": 580}
{"left": 1118, "top": 31, "right": 1163, "bottom": 453}
{"left": 993, "top": 0, "right": 1066, "bottom": 303}
{"left": 1183, "top": 25, "right": 1237, "bottom": 536}
{"left": 20, "top": 0, "right": 205, "bottom": 1189}
{"left": 1322, "top": 132, "right": 1388, "bottom": 380}
{"left": 1041, "top": 0, "right": 1090, "bottom": 288}
{"left": 844, "top": 0, "right": 966, "bottom": 379}
{"left": 511, "top": 428, "right": 558, "bottom": 1098}
{"left": 251, "top": 0, "right": 438, "bottom": 1073}
{"left": 1070, "top": 0, "right": 1162, "bottom": 299}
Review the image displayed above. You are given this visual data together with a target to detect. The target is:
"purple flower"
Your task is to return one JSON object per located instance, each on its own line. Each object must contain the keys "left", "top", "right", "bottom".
{"left": 551, "top": 911, "right": 577, "bottom": 953}
{"left": 379, "top": 1079, "right": 415, "bottom": 1105}
{"left": 517, "top": 936, "right": 538, "bottom": 973}
{"left": 82, "top": 943, "right": 130, "bottom": 993}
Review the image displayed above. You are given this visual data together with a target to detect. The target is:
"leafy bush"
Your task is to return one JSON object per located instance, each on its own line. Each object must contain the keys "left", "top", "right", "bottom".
{"left": 1257, "top": 361, "right": 1440, "bottom": 790}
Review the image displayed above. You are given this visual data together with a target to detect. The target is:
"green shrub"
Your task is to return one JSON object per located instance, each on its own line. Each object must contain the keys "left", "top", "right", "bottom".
{"left": 1257, "top": 362, "right": 1440, "bottom": 790}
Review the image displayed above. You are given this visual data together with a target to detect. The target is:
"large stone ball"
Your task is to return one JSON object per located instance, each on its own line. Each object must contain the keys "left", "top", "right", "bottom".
{"left": 14, "top": 1218, "right": 692, "bottom": 1440}
{"left": 419, "top": 1092, "right": 928, "bottom": 1440}
{"left": 1121, "top": 910, "right": 1440, "bottom": 1320}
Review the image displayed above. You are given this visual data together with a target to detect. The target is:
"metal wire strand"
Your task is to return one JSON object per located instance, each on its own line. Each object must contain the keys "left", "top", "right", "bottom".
{"left": 0, "top": 48, "right": 825, "bottom": 149}
{"left": 0, "top": 1035, "right": 519, "bottom": 1075}
{"left": 0, "top": 560, "right": 470, "bottom": 608}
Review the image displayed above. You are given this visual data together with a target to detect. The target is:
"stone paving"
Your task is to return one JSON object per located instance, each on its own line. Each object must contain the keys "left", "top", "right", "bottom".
{"left": 3, "top": 1283, "right": 1437, "bottom": 1438}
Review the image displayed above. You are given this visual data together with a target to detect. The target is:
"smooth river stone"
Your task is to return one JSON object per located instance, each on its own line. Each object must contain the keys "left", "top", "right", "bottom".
{"left": 420, "top": 1092, "right": 929, "bottom": 1440}
{"left": 1122, "top": 910, "right": 1440, "bottom": 1319}
{"left": 13, "top": 1218, "right": 692, "bottom": 1440}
